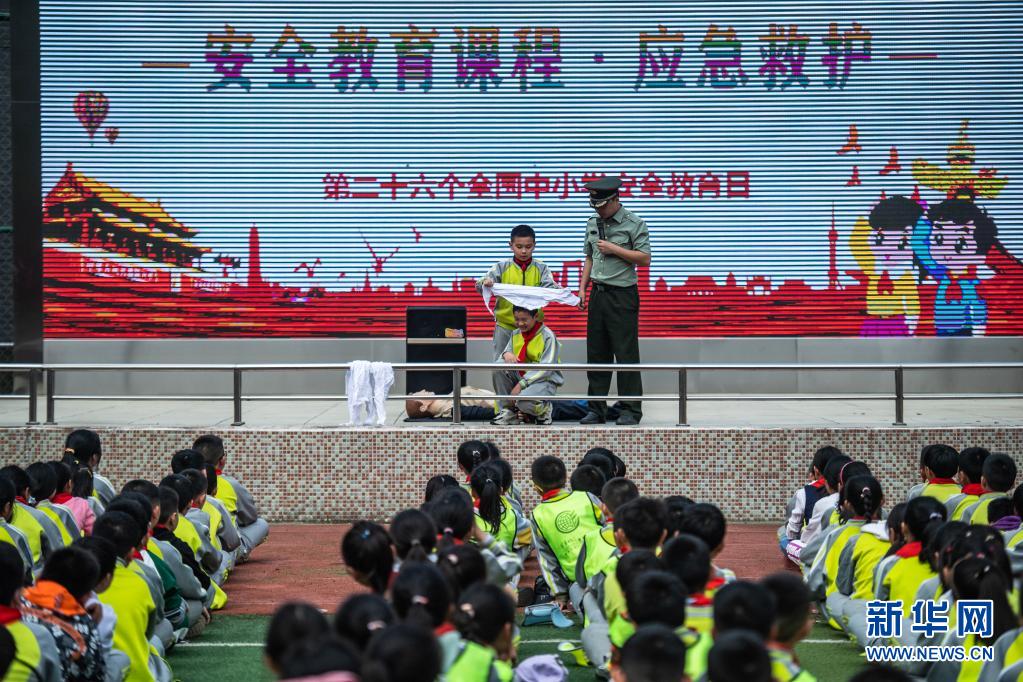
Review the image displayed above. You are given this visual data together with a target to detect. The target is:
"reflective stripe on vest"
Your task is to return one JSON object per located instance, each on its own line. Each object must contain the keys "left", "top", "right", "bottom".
{"left": 532, "top": 492, "right": 602, "bottom": 582}
{"left": 474, "top": 505, "right": 516, "bottom": 548}
{"left": 446, "top": 640, "right": 512, "bottom": 682}
{"left": 5, "top": 621, "right": 43, "bottom": 682}
{"left": 496, "top": 263, "right": 545, "bottom": 330}
{"left": 203, "top": 500, "right": 225, "bottom": 551}
{"left": 582, "top": 528, "right": 617, "bottom": 584}
{"left": 511, "top": 328, "right": 546, "bottom": 364}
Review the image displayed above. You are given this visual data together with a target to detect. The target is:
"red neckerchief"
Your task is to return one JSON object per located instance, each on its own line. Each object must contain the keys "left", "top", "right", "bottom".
{"left": 928, "top": 478, "right": 957, "bottom": 486}
{"left": 689, "top": 592, "right": 713, "bottom": 607}
{"left": 541, "top": 488, "right": 564, "bottom": 501}
{"left": 516, "top": 322, "right": 542, "bottom": 373}
{"left": 191, "top": 501, "right": 202, "bottom": 509}
{"left": 132, "top": 549, "right": 144, "bottom": 561}
{"left": 896, "top": 541, "right": 923, "bottom": 559}
{"left": 705, "top": 577, "right": 726, "bottom": 592}
{"left": 0, "top": 605, "right": 21, "bottom": 625}
{"left": 962, "top": 483, "right": 985, "bottom": 496}
{"left": 472, "top": 498, "right": 481, "bottom": 510}
{"left": 515, "top": 258, "right": 532, "bottom": 272}
{"left": 215, "top": 469, "right": 224, "bottom": 476}
{"left": 53, "top": 492, "right": 73, "bottom": 504}
{"left": 154, "top": 524, "right": 169, "bottom": 532}
{"left": 15, "top": 496, "right": 28, "bottom": 505}
{"left": 437, "top": 534, "right": 464, "bottom": 546}
{"left": 810, "top": 477, "right": 826, "bottom": 489}
{"left": 435, "top": 623, "right": 456, "bottom": 636}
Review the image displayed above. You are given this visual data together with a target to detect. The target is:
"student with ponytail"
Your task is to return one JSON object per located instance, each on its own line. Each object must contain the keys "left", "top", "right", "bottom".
{"left": 362, "top": 624, "right": 443, "bottom": 682}
{"left": 390, "top": 508, "right": 437, "bottom": 568}
{"left": 447, "top": 583, "right": 517, "bottom": 682}
{"left": 391, "top": 562, "right": 462, "bottom": 672}
{"left": 340, "top": 521, "right": 394, "bottom": 595}
{"left": 436, "top": 545, "right": 488, "bottom": 600}
{"left": 456, "top": 440, "right": 491, "bottom": 486}
{"left": 333, "top": 593, "right": 395, "bottom": 652}
{"left": 877, "top": 496, "right": 947, "bottom": 621}
{"left": 64, "top": 428, "right": 115, "bottom": 507}
{"left": 469, "top": 463, "right": 532, "bottom": 573}
{"left": 68, "top": 467, "right": 96, "bottom": 535}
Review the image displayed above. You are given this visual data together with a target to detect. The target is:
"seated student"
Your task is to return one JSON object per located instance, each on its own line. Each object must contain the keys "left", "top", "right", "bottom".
{"left": 486, "top": 459, "right": 531, "bottom": 562}
{"left": 76, "top": 536, "right": 122, "bottom": 672}
{"left": 447, "top": 583, "right": 516, "bottom": 682}
{"left": 869, "top": 503, "right": 908, "bottom": 600}
{"left": 0, "top": 478, "right": 33, "bottom": 579}
{"left": 779, "top": 446, "right": 843, "bottom": 555}
{"left": 661, "top": 534, "right": 714, "bottom": 634}
{"left": 796, "top": 454, "right": 852, "bottom": 558}
{"left": 612, "top": 569, "right": 698, "bottom": 672}
{"left": 469, "top": 463, "right": 530, "bottom": 573}
{"left": 92, "top": 511, "right": 165, "bottom": 682}
{"left": 436, "top": 544, "right": 488, "bottom": 600}
{"left": 707, "top": 630, "right": 772, "bottom": 682}
{"left": 528, "top": 455, "right": 604, "bottom": 606}
{"left": 169, "top": 449, "right": 205, "bottom": 476}
{"left": 153, "top": 486, "right": 211, "bottom": 594}
{"left": 391, "top": 562, "right": 460, "bottom": 672}
{"left": 203, "top": 466, "right": 242, "bottom": 573}
{"left": 988, "top": 497, "right": 1020, "bottom": 533}
{"left": 876, "top": 496, "right": 946, "bottom": 622}
{"left": 946, "top": 447, "right": 991, "bottom": 519}
{"left": 1002, "top": 486, "right": 1023, "bottom": 552}
{"left": 611, "top": 624, "right": 688, "bottom": 682}
{"left": 570, "top": 465, "right": 607, "bottom": 500}
{"left": 798, "top": 460, "right": 873, "bottom": 569}
{"left": 488, "top": 458, "right": 524, "bottom": 514}
{"left": 962, "top": 452, "right": 1018, "bottom": 525}
{"left": 64, "top": 429, "right": 116, "bottom": 509}
{"left": 192, "top": 434, "right": 269, "bottom": 557}
{"left": 1, "top": 466, "right": 61, "bottom": 573}
{"left": 26, "top": 462, "right": 81, "bottom": 543}
{"left": 69, "top": 468, "right": 98, "bottom": 536}
{"left": 491, "top": 306, "right": 564, "bottom": 426}
{"left": 263, "top": 601, "right": 330, "bottom": 677}
{"left": 178, "top": 468, "right": 227, "bottom": 584}
{"left": 0, "top": 544, "right": 63, "bottom": 682}
{"left": 456, "top": 440, "right": 492, "bottom": 488}
{"left": 689, "top": 582, "right": 776, "bottom": 682}
{"left": 425, "top": 474, "right": 461, "bottom": 504}
{"left": 49, "top": 461, "right": 94, "bottom": 537}
{"left": 906, "top": 443, "right": 961, "bottom": 504}
{"left": 363, "top": 624, "right": 443, "bottom": 682}
{"left": 390, "top": 508, "right": 437, "bottom": 570}
{"left": 663, "top": 495, "right": 694, "bottom": 538}
{"left": 590, "top": 550, "right": 662, "bottom": 666}
{"left": 677, "top": 503, "right": 735, "bottom": 586}
{"left": 426, "top": 488, "right": 522, "bottom": 588}
{"left": 341, "top": 521, "right": 394, "bottom": 595}
{"left": 19, "top": 545, "right": 106, "bottom": 680}
{"left": 333, "top": 594, "right": 395, "bottom": 653}
{"left": 275, "top": 633, "right": 361, "bottom": 681}
{"left": 573, "top": 478, "right": 640, "bottom": 613}
{"left": 160, "top": 474, "right": 221, "bottom": 578}
{"left": 760, "top": 572, "right": 815, "bottom": 682}
{"left": 980, "top": 588, "right": 1023, "bottom": 682}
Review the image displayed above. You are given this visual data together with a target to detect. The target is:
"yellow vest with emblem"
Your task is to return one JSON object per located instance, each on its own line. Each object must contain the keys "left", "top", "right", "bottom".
{"left": 494, "top": 262, "right": 547, "bottom": 330}
{"left": 532, "top": 491, "right": 603, "bottom": 582}
{"left": 581, "top": 527, "right": 617, "bottom": 585}
{"left": 446, "top": 640, "right": 513, "bottom": 682}
{"left": 4, "top": 620, "right": 44, "bottom": 682}
{"left": 99, "top": 562, "right": 157, "bottom": 682}
{"left": 475, "top": 504, "right": 517, "bottom": 549}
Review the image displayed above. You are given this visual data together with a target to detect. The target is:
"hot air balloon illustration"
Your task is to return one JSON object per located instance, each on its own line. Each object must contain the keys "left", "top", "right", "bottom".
{"left": 73, "top": 91, "right": 109, "bottom": 140}
{"left": 104, "top": 127, "right": 119, "bottom": 144}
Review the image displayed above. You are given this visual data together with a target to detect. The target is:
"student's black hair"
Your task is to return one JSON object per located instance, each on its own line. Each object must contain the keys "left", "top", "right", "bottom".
{"left": 265, "top": 602, "right": 331, "bottom": 670}
{"left": 903, "top": 495, "right": 947, "bottom": 550}
{"left": 618, "top": 624, "right": 688, "bottom": 682}
{"left": 171, "top": 448, "right": 205, "bottom": 474}
{"left": 278, "top": 633, "right": 361, "bottom": 679}
{"left": 121, "top": 479, "right": 160, "bottom": 505}
{"left": 39, "top": 546, "right": 100, "bottom": 602}
{"left": 614, "top": 497, "right": 668, "bottom": 549}
{"left": 760, "top": 572, "right": 811, "bottom": 644}
{"left": 510, "top": 224, "right": 536, "bottom": 241}
{"left": 939, "top": 526, "right": 1012, "bottom": 586}
{"left": 424, "top": 487, "right": 475, "bottom": 549}
{"left": 469, "top": 462, "right": 506, "bottom": 536}
{"left": 436, "top": 544, "right": 487, "bottom": 599}
{"left": 160, "top": 475, "right": 193, "bottom": 514}
{"left": 884, "top": 502, "right": 909, "bottom": 557}
{"left": 958, "top": 447, "right": 990, "bottom": 485}
{"left": 530, "top": 455, "right": 566, "bottom": 491}
{"left": 987, "top": 497, "right": 1014, "bottom": 524}
{"left": 847, "top": 665, "right": 913, "bottom": 682}
{"left": 1013, "top": 484, "right": 1023, "bottom": 518}
{"left": 47, "top": 461, "right": 73, "bottom": 494}
{"left": 870, "top": 195, "right": 924, "bottom": 232}
{"left": 456, "top": 440, "right": 490, "bottom": 475}
{"left": 927, "top": 198, "right": 998, "bottom": 255}
{"left": 707, "top": 630, "right": 772, "bottom": 682}
{"left": 579, "top": 449, "right": 615, "bottom": 481}
{"left": 663, "top": 495, "right": 695, "bottom": 537}
{"left": 822, "top": 455, "right": 852, "bottom": 491}
{"left": 614, "top": 549, "right": 663, "bottom": 597}
{"left": 0, "top": 544, "right": 25, "bottom": 603}
{"left": 625, "top": 570, "right": 687, "bottom": 629}
{"left": 340, "top": 521, "right": 394, "bottom": 595}
{"left": 924, "top": 521, "right": 970, "bottom": 572}
{"left": 362, "top": 623, "right": 443, "bottom": 682}
{"left": 510, "top": 305, "right": 539, "bottom": 317}
{"left": 482, "top": 441, "right": 502, "bottom": 460}
{"left": 192, "top": 434, "right": 225, "bottom": 466}
{"left": 26, "top": 461, "right": 57, "bottom": 501}
{"left": 925, "top": 444, "right": 959, "bottom": 479}
{"left": 452, "top": 582, "right": 515, "bottom": 646}
{"left": 64, "top": 429, "right": 102, "bottom": 466}
{"left": 391, "top": 508, "right": 437, "bottom": 563}
{"left": 837, "top": 461, "right": 872, "bottom": 494}
{"left": 0, "top": 466, "right": 31, "bottom": 498}
{"left": 157, "top": 487, "right": 179, "bottom": 525}
{"left": 104, "top": 497, "right": 149, "bottom": 546}
{"left": 920, "top": 443, "right": 959, "bottom": 472}
{"left": 811, "top": 445, "right": 843, "bottom": 476}
{"left": 569, "top": 464, "right": 606, "bottom": 499}
{"left": 92, "top": 510, "right": 142, "bottom": 559}
{"left": 982, "top": 453, "right": 1018, "bottom": 492}
{"left": 205, "top": 465, "right": 218, "bottom": 495}
{"left": 952, "top": 557, "right": 1016, "bottom": 645}
{"left": 179, "top": 468, "right": 207, "bottom": 502}
{"left": 424, "top": 474, "right": 460, "bottom": 503}
{"left": 0, "top": 477, "right": 15, "bottom": 511}
{"left": 334, "top": 594, "right": 396, "bottom": 652}
{"left": 661, "top": 533, "right": 712, "bottom": 595}
{"left": 712, "top": 581, "right": 776, "bottom": 639}
{"left": 488, "top": 458, "right": 514, "bottom": 494}
{"left": 677, "top": 502, "right": 727, "bottom": 552}
{"left": 843, "top": 475, "right": 883, "bottom": 520}
{"left": 600, "top": 478, "right": 639, "bottom": 517}
{"left": 75, "top": 536, "right": 117, "bottom": 578}
{"left": 392, "top": 562, "right": 452, "bottom": 630}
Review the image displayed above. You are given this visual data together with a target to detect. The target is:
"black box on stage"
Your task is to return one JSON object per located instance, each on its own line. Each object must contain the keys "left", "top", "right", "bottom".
{"left": 406, "top": 306, "right": 467, "bottom": 394}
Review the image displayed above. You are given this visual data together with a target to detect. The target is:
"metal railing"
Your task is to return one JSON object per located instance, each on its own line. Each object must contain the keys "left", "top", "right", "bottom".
{"left": 1, "top": 361, "right": 1021, "bottom": 427}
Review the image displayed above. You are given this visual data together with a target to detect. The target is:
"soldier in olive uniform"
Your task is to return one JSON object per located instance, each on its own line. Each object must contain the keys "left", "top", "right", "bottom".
{"left": 578, "top": 177, "right": 650, "bottom": 425}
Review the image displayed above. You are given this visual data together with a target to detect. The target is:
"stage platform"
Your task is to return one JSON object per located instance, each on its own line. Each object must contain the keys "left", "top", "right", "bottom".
{"left": 2, "top": 398, "right": 1021, "bottom": 523}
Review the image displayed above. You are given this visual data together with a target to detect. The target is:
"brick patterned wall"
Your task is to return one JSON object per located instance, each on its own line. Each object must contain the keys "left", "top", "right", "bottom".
{"left": 3, "top": 426, "right": 1021, "bottom": 522}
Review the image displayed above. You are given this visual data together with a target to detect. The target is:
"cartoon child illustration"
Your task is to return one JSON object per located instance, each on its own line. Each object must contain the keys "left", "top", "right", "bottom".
{"left": 850, "top": 195, "right": 924, "bottom": 336}
{"left": 914, "top": 197, "right": 997, "bottom": 336}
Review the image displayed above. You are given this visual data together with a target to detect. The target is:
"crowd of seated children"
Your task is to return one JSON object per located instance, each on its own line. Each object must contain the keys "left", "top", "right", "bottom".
{"left": 0, "top": 429, "right": 268, "bottom": 681}
{"left": 783, "top": 442, "right": 1023, "bottom": 682}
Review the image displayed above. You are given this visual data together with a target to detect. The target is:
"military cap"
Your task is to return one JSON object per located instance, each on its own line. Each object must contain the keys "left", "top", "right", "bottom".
{"left": 584, "top": 177, "right": 622, "bottom": 207}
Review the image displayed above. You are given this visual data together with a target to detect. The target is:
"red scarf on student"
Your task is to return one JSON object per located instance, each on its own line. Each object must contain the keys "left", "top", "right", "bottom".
{"left": 515, "top": 258, "right": 532, "bottom": 272}
{"left": 516, "top": 323, "right": 542, "bottom": 374}
{"left": 962, "top": 483, "right": 985, "bottom": 496}
{"left": 15, "top": 496, "right": 28, "bottom": 505}
{"left": 810, "top": 477, "right": 826, "bottom": 489}
{"left": 53, "top": 492, "right": 73, "bottom": 505}
{"left": 541, "top": 488, "right": 564, "bottom": 501}
{"left": 434, "top": 623, "right": 456, "bottom": 636}
{"left": 215, "top": 469, "right": 224, "bottom": 476}
{"left": 928, "top": 478, "right": 956, "bottom": 486}
{"left": 0, "top": 605, "right": 21, "bottom": 625}
{"left": 895, "top": 541, "right": 923, "bottom": 559}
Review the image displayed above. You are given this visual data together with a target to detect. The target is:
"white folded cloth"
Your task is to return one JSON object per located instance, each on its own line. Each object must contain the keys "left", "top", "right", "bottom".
{"left": 482, "top": 283, "right": 580, "bottom": 317}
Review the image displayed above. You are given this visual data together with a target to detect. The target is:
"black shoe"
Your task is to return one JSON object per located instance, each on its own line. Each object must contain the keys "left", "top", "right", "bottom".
{"left": 579, "top": 411, "right": 606, "bottom": 425}
{"left": 615, "top": 412, "right": 640, "bottom": 426}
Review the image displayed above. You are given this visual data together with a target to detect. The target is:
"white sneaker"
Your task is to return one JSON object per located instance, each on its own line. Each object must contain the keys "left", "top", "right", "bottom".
{"left": 490, "top": 408, "right": 518, "bottom": 425}
{"left": 536, "top": 405, "right": 553, "bottom": 425}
